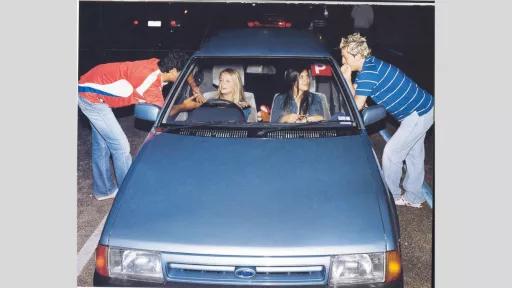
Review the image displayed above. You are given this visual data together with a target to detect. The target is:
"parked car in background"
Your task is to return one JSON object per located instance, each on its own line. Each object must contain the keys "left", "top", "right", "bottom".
{"left": 247, "top": 13, "right": 293, "bottom": 28}
{"left": 94, "top": 28, "right": 403, "bottom": 287}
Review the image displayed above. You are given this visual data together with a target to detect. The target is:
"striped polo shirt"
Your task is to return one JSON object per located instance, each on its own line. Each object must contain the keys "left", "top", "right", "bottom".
{"left": 354, "top": 56, "right": 433, "bottom": 121}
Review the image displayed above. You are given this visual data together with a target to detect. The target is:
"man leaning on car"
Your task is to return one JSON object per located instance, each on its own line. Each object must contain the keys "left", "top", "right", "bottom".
{"left": 339, "top": 33, "right": 434, "bottom": 208}
{"left": 78, "top": 50, "right": 204, "bottom": 201}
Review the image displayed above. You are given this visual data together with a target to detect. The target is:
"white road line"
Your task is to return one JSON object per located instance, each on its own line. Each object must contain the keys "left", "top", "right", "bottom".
{"left": 77, "top": 214, "right": 108, "bottom": 275}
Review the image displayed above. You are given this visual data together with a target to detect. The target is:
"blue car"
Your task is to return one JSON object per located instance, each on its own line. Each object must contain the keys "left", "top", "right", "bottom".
{"left": 94, "top": 28, "right": 402, "bottom": 287}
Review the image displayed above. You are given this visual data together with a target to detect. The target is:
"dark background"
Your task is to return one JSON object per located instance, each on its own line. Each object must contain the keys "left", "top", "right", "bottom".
{"left": 79, "top": 2, "right": 434, "bottom": 94}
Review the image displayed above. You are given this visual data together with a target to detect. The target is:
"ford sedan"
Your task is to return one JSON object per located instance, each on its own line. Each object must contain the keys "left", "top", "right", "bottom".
{"left": 93, "top": 28, "right": 402, "bottom": 288}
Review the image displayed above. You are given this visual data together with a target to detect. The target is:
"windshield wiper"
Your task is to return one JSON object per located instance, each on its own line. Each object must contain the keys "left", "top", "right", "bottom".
{"left": 163, "top": 121, "right": 244, "bottom": 129}
{"left": 255, "top": 119, "right": 355, "bottom": 136}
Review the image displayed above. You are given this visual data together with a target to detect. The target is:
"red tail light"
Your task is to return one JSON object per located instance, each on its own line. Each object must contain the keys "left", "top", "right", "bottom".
{"left": 95, "top": 245, "right": 108, "bottom": 277}
{"left": 132, "top": 19, "right": 139, "bottom": 26}
{"left": 247, "top": 20, "right": 261, "bottom": 28}
{"left": 277, "top": 21, "right": 292, "bottom": 28}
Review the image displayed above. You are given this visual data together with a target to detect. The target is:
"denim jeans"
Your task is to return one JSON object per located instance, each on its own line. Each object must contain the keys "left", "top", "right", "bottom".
{"left": 383, "top": 108, "right": 434, "bottom": 204}
{"left": 78, "top": 96, "right": 132, "bottom": 197}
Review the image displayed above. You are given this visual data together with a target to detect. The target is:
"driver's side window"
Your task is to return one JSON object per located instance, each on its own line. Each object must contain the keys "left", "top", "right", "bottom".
{"left": 163, "top": 65, "right": 203, "bottom": 123}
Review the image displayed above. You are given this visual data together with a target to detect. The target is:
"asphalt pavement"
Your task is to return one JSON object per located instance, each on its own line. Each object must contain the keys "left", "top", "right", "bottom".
{"left": 76, "top": 113, "right": 433, "bottom": 288}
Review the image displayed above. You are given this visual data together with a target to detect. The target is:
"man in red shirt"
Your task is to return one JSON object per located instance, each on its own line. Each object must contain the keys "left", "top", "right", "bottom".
{"left": 78, "top": 50, "right": 202, "bottom": 200}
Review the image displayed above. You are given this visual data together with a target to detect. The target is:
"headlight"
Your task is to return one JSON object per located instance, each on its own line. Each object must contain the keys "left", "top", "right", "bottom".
{"left": 108, "top": 247, "right": 164, "bottom": 282}
{"left": 329, "top": 253, "right": 385, "bottom": 286}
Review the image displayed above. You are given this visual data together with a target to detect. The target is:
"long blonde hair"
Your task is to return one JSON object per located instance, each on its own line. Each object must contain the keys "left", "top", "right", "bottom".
{"left": 217, "top": 68, "right": 246, "bottom": 104}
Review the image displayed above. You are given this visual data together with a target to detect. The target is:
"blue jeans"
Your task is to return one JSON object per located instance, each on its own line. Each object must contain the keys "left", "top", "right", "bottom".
{"left": 78, "top": 96, "right": 132, "bottom": 197}
{"left": 383, "top": 108, "right": 434, "bottom": 204}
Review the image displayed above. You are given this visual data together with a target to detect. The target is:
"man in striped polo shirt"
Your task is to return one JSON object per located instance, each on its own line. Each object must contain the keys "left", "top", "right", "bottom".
{"left": 339, "top": 33, "right": 434, "bottom": 208}
{"left": 78, "top": 50, "right": 204, "bottom": 200}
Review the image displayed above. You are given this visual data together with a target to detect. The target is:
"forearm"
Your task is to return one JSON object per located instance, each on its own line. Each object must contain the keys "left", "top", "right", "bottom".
{"left": 343, "top": 76, "right": 365, "bottom": 111}
{"left": 347, "top": 80, "right": 356, "bottom": 96}
{"left": 341, "top": 66, "right": 355, "bottom": 96}
{"left": 169, "top": 95, "right": 203, "bottom": 117}
{"left": 354, "top": 95, "right": 367, "bottom": 111}
{"left": 306, "top": 115, "right": 324, "bottom": 122}
{"left": 341, "top": 67, "right": 366, "bottom": 111}
{"left": 187, "top": 75, "right": 199, "bottom": 91}
{"left": 169, "top": 104, "right": 184, "bottom": 117}
{"left": 279, "top": 113, "right": 296, "bottom": 123}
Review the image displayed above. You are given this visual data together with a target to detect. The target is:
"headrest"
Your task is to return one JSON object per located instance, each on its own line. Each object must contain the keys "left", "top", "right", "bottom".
{"left": 212, "top": 65, "right": 245, "bottom": 86}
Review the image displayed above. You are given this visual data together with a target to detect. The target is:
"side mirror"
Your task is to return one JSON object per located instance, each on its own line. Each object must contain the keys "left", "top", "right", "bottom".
{"left": 134, "top": 103, "right": 160, "bottom": 122}
{"left": 362, "top": 105, "right": 386, "bottom": 126}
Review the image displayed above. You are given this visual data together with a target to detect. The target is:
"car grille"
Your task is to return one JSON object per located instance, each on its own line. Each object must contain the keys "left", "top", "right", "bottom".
{"left": 162, "top": 254, "right": 330, "bottom": 286}
{"left": 167, "top": 263, "right": 325, "bottom": 285}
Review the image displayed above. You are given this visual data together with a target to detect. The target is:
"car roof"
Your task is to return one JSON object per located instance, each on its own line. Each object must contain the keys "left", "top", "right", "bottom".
{"left": 194, "top": 28, "right": 331, "bottom": 58}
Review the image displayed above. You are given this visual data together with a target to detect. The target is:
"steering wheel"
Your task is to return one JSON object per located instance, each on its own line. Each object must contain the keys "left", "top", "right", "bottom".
{"left": 187, "top": 98, "right": 245, "bottom": 123}
{"left": 202, "top": 98, "right": 244, "bottom": 112}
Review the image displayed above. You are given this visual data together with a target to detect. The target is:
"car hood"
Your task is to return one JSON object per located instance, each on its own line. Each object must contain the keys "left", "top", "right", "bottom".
{"left": 103, "top": 132, "right": 389, "bottom": 256}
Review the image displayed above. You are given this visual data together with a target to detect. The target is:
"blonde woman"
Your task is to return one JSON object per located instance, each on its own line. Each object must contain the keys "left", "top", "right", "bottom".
{"left": 213, "top": 68, "right": 252, "bottom": 121}
{"left": 173, "top": 68, "right": 255, "bottom": 122}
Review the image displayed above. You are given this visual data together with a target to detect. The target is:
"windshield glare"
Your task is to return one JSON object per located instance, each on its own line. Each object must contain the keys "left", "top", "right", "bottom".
{"left": 163, "top": 58, "right": 354, "bottom": 127}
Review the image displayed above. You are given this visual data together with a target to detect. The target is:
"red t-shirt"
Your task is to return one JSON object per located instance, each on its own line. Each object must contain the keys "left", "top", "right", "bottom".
{"left": 78, "top": 58, "right": 164, "bottom": 108}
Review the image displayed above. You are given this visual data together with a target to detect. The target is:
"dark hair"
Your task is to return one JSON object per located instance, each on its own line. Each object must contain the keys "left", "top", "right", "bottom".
{"left": 283, "top": 67, "right": 311, "bottom": 115}
{"left": 157, "top": 50, "right": 190, "bottom": 73}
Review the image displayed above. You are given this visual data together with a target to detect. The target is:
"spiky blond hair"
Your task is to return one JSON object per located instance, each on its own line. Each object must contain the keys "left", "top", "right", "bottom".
{"left": 340, "top": 33, "right": 372, "bottom": 58}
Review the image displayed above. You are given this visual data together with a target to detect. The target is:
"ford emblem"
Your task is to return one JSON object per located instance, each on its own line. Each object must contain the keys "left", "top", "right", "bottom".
{"left": 234, "top": 267, "right": 257, "bottom": 279}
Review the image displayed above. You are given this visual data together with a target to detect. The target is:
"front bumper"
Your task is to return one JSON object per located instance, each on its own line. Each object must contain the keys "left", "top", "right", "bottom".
{"left": 93, "top": 271, "right": 404, "bottom": 288}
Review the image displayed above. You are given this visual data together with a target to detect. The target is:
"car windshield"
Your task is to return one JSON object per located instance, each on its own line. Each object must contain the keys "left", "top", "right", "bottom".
{"left": 162, "top": 57, "right": 356, "bottom": 129}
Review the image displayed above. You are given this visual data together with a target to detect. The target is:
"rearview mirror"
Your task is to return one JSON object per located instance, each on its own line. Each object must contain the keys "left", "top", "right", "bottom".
{"left": 134, "top": 103, "right": 160, "bottom": 122}
{"left": 246, "top": 65, "right": 276, "bottom": 75}
{"left": 362, "top": 105, "right": 386, "bottom": 126}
